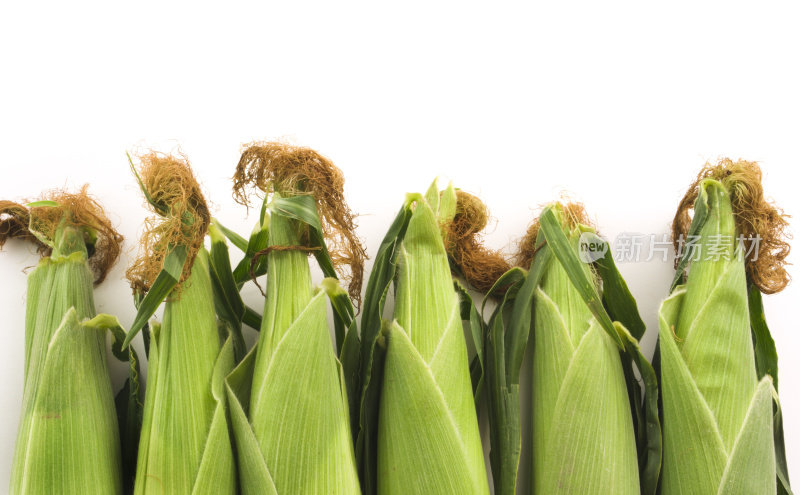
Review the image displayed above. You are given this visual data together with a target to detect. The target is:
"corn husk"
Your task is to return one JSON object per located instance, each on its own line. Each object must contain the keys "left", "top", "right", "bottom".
{"left": 225, "top": 143, "right": 361, "bottom": 495}
{"left": 8, "top": 218, "right": 122, "bottom": 494}
{"left": 528, "top": 204, "right": 639, "bottom": 495}
{"left": 125, "top": 153, "right": 236, "bottom": 494}
{"left": 658, "top": 177, "right": 779, "bottom": 494}
{"left": 376, "top": 181, "right": 489, "bottom": 494}
{"left": 132, "top": 250, "right": 237, "bottom": 494}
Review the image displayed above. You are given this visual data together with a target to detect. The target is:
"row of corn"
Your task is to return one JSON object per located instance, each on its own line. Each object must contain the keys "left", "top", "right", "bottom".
{"left": 0, "top": 143, "right": 791, "bottom": 495}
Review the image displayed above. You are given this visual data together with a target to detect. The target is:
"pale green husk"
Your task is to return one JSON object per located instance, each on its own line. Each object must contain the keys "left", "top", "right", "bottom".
{"left": 531, "top": 206, "right": 639, "bottom": 495}
{"left": 10, "top": 226, "right": 122, "bottom": 494}
{"left": 226, "top": 196, "right": 360, "bottom": 494}
{"left": 658, "top": 178, "right": 776, "bottom": 495}
{"left": 377, "top": 181, "right": 489, "bottom": 494}
{"left": 133, "top": 249, "right": 237, "bottom": 494}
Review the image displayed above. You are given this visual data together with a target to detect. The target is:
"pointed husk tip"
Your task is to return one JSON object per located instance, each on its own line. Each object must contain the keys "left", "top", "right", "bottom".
{"left": 672, "top": 158, "right": 790, "bottom": 294}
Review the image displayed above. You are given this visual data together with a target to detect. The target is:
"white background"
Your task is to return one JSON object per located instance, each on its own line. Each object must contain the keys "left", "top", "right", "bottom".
{"left": 1, "top": 2, "right": 798, "bottom": 492}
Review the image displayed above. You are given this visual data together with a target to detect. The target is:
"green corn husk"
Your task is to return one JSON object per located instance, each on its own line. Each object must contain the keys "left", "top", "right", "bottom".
{"left": 125, "top": 153, "right": 236, "bottom": 494}
{"left": 658, "top": 166, "right": 790, "bottom": 495}
{"left": 5, "top": 198, "right": 123, "bottom": 494}
{"left": 377, "top": 181, "right": 489, "bottom": 494}
{"left": 528, "top": 204, "right": 639, "bottom": 495}
{"left": 225, "top": 143, "right": 361, "bottom": 494}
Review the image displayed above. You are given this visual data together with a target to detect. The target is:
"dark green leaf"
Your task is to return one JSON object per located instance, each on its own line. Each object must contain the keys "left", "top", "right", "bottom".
{"left": 749, "top": 284, "right": 792, "bottom": 493}
{"left": 243, "top": 305, "right": 263, "bottom": 331}
{"left": 618, "top": 327, "right": 661, "bottom": 495}
{"left": 339, "top": 319, "right": 361, "bottom": 446}
{"left": 484, "top": 271, "right": 527, "bottom": 495}
{"left": 209, "top": 226, "right": 247, "bottom": 362}
{"left": 455, "top": 279, "right": 486, "bottom": 400}
{"left": 748, "top": 284, "right": 779, "bottom": 389}
{"left": 587, "top": 232, "right": 646, "bottom": 341}
{"left": 356, "top": 203, "right": 413, "bottom": 495}
{"left": 774, "top": 393, "right": 793, "bottom": 495}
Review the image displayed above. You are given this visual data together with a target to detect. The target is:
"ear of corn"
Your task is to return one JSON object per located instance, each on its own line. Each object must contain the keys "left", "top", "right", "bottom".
{"left": 226, "top": 193, "right": 360, "bottom": 494}
{"left": 133, "top": 249, "right": 237, "bottom": 494}
{"left": 125, "top": 153, "right": 237, "bottom": 494}
{"left": 10, "top": 224, "right": 123, "bottom": 494}
{"left": 658, "top": 178, "right": 777, "bottom": 495}
{"left": 376, "top": 181, "right": 489, "bottom": 494}
{"left": 529, "top": 205, "right": 639, "bottom": 495}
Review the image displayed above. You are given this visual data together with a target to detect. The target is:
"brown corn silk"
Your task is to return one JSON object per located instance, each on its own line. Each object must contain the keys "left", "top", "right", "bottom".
{"left": 444, "top": 190, "right": 511, "bottom": 292}
{"left": 233, "top": 141, "right": 366, "bottom": 306}
{"left": 672, "top": 158, "right": 790, "bottom": 294}
{"left": 126, "top": 152, "right": 210, "bottom": 294}
{"left": 1, "top": 187, "right": 123, "bottom": 284}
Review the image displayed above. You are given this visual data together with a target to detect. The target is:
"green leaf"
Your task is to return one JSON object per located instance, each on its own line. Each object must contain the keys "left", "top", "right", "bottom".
{"left": 587, "top": 232, "right": 646, "bottom": 340}
{"left": 243, "top": 305, "right": 263, "bottom": 331}
{"left": 269, "top": 194, "right": 344, "bottom": 289}
{"left": 483, "top": 269, "right": 526, "bottom": 495}
{"left": 774, "top": 390, "right": 794, "bottom": 495}
{"left": 213, "top": 218, "right": 249, "bottom": 252}
{"left": 538, "top": 208, "right": 622, "bottom": 347}
{"left": 321, "top": 277, "right": 362, "bottom": 441}
{"left": 271, "top": 195, "right": 322, "bottom": 231}
{"left": 748, "top": 284, "right": 792, "bottom": 494}
{"left": 123, "top": 244, "right": 187, "bottom": 348}
{"left": 339, "top": 316, "right": 362, "bottom": 446}
{"left": 321, "top": 277, "right": 356, "bottom": 353}
{"left": 454, "top": 279, "right": 486, "bottom": 400}
{"left": 232, "top": 217, "right": 270, "bottom": 287}
{"left": 356, "top": 202, "right": 413, "bottom": 495}
{"left": 748, "top": 284, "right": 779, "bottom": 388}
{"left": 85, "top": 314, "right": 143, "bottom": 495}
{"left": 208, "top": 222, "right": 247, "bottom": 362}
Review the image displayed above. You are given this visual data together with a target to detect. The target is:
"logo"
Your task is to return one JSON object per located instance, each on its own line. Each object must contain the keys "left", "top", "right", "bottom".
{"left": 578, "top": 232, "right": 608, "bottom": 263}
